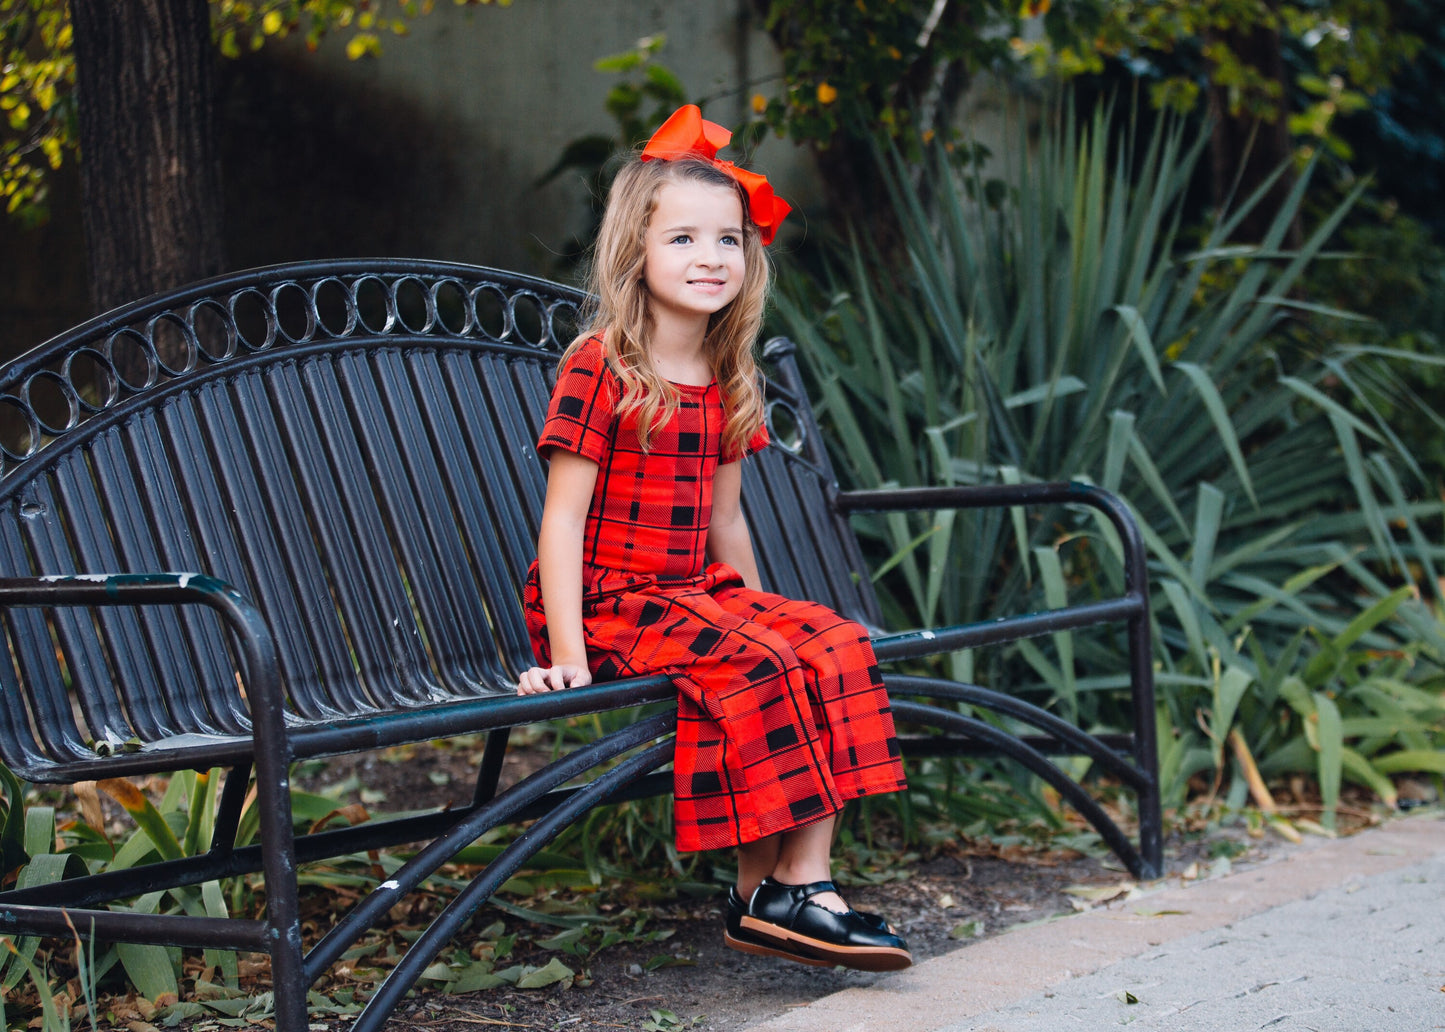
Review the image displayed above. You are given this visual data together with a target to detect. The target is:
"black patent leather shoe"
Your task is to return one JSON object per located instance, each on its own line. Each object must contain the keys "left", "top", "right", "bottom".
{"left": 741, "top": 878, "right": 912, "bottom": 971}
{"left": 723, "top": 886, "right": 831, "bottom": 966}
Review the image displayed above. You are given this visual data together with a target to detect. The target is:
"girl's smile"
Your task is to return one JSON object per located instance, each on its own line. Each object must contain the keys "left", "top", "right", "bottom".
{"left": 643, "top": 178, "right": 746, "bottom": 334}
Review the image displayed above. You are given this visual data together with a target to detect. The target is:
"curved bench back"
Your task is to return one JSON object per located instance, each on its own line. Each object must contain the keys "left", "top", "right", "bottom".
{"left": 0, "top": 260, "right": 880, "bottom": 780}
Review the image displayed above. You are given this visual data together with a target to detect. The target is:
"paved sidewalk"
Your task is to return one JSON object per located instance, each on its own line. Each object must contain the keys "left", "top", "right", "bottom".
{"left": 743, "top": 812, "right": 1445, "bottom": 1032}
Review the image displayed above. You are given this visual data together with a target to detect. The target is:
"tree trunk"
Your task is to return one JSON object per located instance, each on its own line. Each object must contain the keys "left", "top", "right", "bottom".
{"left": 70, "top": 0, "right": 225, "bottom": 316}
{"left": 1206, "top": 6, "right": 1300, "bottom": 248}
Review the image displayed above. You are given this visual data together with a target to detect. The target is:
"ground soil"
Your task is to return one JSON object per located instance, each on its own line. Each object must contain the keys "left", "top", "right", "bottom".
{"left": 280, "top": 741, "right": 1292, "bottom": 1032}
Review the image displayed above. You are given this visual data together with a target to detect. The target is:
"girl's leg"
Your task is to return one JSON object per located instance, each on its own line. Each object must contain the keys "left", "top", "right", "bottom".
{"left": 737, "top": 818, "right": 845, "bottom": 912}
{"left": 736, "top": 835, "right": 779, "bottom": 899}
{"left": 769, "top": 816, "right": 847, "bottom": 912}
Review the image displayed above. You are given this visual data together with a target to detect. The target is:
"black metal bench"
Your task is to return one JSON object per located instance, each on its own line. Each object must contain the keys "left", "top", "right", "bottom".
{"left": 0, "top": 259, "right": 1160, "bottom": 1031}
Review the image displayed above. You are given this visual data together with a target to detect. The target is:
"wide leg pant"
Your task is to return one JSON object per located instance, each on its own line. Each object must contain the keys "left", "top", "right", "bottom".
{"left": 525, "top": 562, "right": 908, "bottom": 851}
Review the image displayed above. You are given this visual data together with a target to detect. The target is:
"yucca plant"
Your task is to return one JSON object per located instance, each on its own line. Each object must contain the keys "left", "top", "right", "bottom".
{"left": 771, "top": 97, "right": 1445, "bottom": 816}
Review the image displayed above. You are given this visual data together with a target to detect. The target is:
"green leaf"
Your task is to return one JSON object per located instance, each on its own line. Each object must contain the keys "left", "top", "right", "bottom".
{"left": 116, "top": 940, "right": 179, "bottom": 1001}
{"left": 1370, "top": 750, "right": 1445, "bottom": 776}
{"left": 1314, "top": 692, "right": 1344, "bottom": 831}
{"left": 1172, "top": 363, "right": 1256, "bottom": 506}
{"left": 1033, "top": 545, "right": 1075, "bottom": 720}
{"left": 515, "top": 956, "right": 574, "bottom": 989}
{"left": 0, "top": 762, "right": 27, "bottom": 876}
{"left": 1339, "top": 748, "right": 1397, "bottom": 808}
{"left": 1111, "top": 305, "right": 1166, "bottom": 393}
{"left": 1161, "top": 579, "right": 1207, "bottom": 670}
{"left": 1211, "top": 666, "right": 1253, "bottom": 760}
{"left": 1190, "top": 482, "right": 1225, "bottom": 591}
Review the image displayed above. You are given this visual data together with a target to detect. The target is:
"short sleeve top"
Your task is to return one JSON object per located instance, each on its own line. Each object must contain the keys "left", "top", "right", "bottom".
{"left": 537, "top": 336, "right": 768, "bottom": 580}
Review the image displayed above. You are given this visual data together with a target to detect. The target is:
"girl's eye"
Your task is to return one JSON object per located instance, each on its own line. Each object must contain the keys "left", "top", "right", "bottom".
{"left": 721, "top": 234, "right": 740, "bottom": 246}
{"left": 670, "top": 234, "right": 692, "bottom": 245}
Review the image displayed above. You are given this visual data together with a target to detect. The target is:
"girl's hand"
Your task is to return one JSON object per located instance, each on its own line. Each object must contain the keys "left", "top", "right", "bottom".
{"left": 517, "top": 664, "right": 593, "bottom": 695}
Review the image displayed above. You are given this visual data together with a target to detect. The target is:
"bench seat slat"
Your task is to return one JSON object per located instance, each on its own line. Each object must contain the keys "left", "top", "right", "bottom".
{"left": 56, "top": 440, "right": 203, "bottom": 739}
{"left": 295, "top": 356, "right": 452, "bottom": 707}
{"left": 94, "top": 424, "right": 249, "bottom": 736}
{"left": 438, "top": 352, "right": 541, "bottom": 670}
{"left": 193, "top": 376, "right": 353, "bottom": 720}
{"left": 126, "top": 406, "right": 253, "bottom": 735}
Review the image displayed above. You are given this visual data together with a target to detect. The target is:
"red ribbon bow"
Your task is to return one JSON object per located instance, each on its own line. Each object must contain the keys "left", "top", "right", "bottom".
{"left": 641, "top": 104, "right": 792, "bottom": 246}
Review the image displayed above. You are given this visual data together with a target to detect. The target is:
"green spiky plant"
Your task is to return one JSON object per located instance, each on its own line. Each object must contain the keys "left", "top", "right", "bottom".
{"left": 770, "top": 97, "right": 1445, "bottom": 823}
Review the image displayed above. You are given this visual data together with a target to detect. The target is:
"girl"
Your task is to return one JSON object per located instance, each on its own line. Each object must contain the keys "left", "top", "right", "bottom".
{"left": 518, "top": 105, "right": 911, "bottom": 972}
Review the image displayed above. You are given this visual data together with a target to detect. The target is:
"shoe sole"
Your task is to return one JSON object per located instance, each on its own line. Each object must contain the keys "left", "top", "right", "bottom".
{"left": 740, "top": 915, "right": 913, "bottom": 972}
{"left": 723, "top": 930, "right": 834, "bottom": 967}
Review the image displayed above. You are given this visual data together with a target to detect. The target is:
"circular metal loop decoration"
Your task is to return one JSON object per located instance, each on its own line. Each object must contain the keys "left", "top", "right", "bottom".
{"left": 471, "top": 284, "right": 510, "bottom": 342}
{"left": 352, "top": 276, "right": 396, "bottom": 336}
{"left": 507, "top": 290, "right": 548, "bottom": 349}
{"left": 547, "top": 299, "right": 581, "bottom": 350}
{"left": 0, "top": 264, "right": 596, "bottom": 468}
{"left": 393, "top": 276, "right": 434, "bottom": 335}
{"left": 431, "top": 278, "right": 474, "bottom": 337}
{"left": 271, "top": 281, "right": 318, "bottom": 345}
{"left": 230, "top": 288, "right": 278, "bottom": 351}
{"left": 189, "top": 299, "right": 238, "bottom": 363}
{"left": 311, "top": 277, "right": 358, "bottom": 339}
{"left": 0, "top": 395, "right": 40, "bottom": 462}
{"left": 62, "top": 348, "right": 121, "bottom": 414}
{"left": 24, "top": 369, "right": 82, "bottom": 437}
{"left": 107, "top": 328, "right": 160, "bottom": 392}
{"left": 765, "top": 399, "right": 805, "bottom": 454}
{"left": 148, "top": 312, "right": 200, "bottom": 377}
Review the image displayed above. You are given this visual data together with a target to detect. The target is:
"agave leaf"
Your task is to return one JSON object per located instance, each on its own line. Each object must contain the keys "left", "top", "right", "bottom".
{"left": 1172, "top": 364, "right": 1257, "bottom": 506}
{"left": 1370, "top": 750, "right": 1445, "bottom": 776}
{"left": 1313, "top": 692, "right": 1345, "bottom": 830}
{"left": 0, "top": 762, "right": 26, "bottom": 877}
{"left": 1032, "top": 545, "right": 1076, "bottom": 720}
{"left": 1211, "top": 666, "right": 1255, "bottom": 764}
{"left": 1161, "top": 579, "right": 1208, "bottom": 671}
{"left": 1111, "top": 305, "right": 1167, "bottom": 393}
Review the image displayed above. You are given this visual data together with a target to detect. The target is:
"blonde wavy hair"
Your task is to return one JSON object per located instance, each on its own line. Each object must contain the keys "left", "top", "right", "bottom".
{"left": 563, "top": 156, "right": 769, "bottom": 458}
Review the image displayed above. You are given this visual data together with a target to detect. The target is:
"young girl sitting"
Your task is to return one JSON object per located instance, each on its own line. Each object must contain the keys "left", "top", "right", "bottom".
{"left": 517, "top": 104, "right": 911, "bottom": 972}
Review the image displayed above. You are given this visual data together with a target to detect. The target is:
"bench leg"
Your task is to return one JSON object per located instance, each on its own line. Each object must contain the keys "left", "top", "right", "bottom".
{"left": 1129, "top": 608, "right": 1163, "bottom": 878}
{"left": 349, "top": 733, "right": 677, "bottom": 1032}
{"left": 255, "top": 766, "right": 307, "bottom": 1031}
{"left": 251, "top": 714, "right": 307, "bottom": 1029}
{"left": 472, "top": 726, "right": 512, "bottom": 804}
{"left": 206, "top": 762, "right": 253, "bottom": 856}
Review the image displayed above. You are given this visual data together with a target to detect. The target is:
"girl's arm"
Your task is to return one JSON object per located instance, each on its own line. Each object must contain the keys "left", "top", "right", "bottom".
{"left": 518, "top": 449, "right": 599, "bottom": 694}
{"left": 706, "top": 459, "right": 763, "bottom": 591}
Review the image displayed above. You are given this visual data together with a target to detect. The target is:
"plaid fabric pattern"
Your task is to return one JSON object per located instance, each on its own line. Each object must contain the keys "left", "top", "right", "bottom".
{"left": 537, "top": 336, "right": 767, "bottom": 579}
{"left": 525, "top": 337, "right": 906, "bottom": 851}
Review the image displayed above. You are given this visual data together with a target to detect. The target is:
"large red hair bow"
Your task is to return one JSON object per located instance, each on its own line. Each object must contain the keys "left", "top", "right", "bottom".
{"left": 641, "top": 104, "right": 792, "bottom": 246}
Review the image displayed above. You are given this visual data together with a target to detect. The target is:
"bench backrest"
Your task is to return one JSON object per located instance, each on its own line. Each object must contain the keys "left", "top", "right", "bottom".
{"left": 0, "top": 261, "right": 881, "bottom": 779}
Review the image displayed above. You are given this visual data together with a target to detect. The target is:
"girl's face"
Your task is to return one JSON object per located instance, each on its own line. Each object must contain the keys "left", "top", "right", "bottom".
{"left": 642, "top": 178, "right": 746, "bottom": 334}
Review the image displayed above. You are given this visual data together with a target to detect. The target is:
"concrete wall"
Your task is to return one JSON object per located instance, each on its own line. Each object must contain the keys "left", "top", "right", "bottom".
{"left": 292, "top": 0, "right": 819, "bottom": 270}
{"left": 1, "top": 0, "right": 818, "bottom": 352}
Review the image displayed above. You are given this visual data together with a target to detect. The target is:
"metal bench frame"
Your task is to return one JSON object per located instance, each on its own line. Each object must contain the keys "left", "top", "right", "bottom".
{"left": 0, "top": 260, "right": 1160, "bottom": 1031}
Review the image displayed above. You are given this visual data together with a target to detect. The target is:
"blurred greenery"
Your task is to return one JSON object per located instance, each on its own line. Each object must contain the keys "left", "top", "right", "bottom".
{"left": 768, "top": 96, "right": 1445, "bottom": 820}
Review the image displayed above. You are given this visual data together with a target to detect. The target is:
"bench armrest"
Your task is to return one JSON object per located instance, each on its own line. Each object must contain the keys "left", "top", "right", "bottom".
{"left": 0, "top": 572, "right": 284, "bottom": 745}
{"left": 834, "top": 479, "right": 1148, "bottom": 591}
{"left": 836, "top": 482, "right": 1151, "bottom": 667}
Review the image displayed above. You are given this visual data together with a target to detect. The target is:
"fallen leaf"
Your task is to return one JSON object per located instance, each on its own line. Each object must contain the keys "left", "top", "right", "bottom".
{"left": 515, "top": 957, "right": 574, "bottom": 989}
{"left": 1062, "top": 883, "right": 1134, "bottom": 904}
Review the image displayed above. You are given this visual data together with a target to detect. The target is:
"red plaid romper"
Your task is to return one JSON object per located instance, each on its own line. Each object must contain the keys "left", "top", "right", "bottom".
{"left": 524, "top": 337, "right": 907, "bottom": 851}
